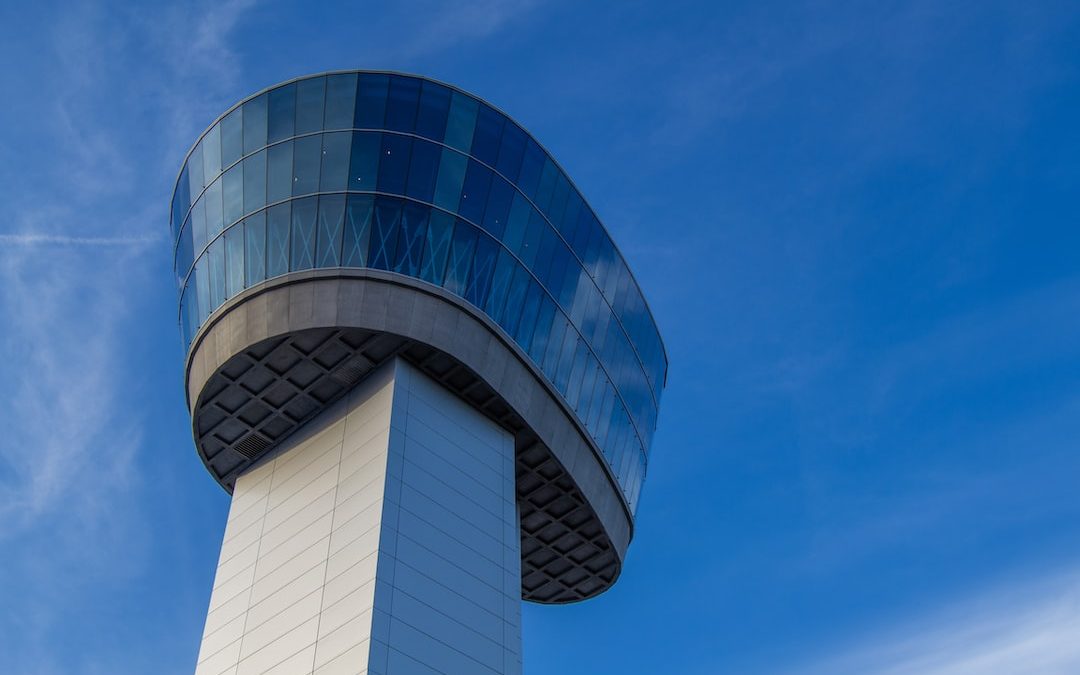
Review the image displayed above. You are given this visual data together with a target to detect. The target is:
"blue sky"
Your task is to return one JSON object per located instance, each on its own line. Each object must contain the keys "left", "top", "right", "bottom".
{"left": 1, "top": 1, "right": 1079, "bottom": 673}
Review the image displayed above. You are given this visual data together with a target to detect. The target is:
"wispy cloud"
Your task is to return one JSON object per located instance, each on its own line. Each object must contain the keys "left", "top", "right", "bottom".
{"left": 790, "top": 566, "right": 1080, "bottom": 674}
{"left": 0, "top": 233, "right": 161, "bottom": 247}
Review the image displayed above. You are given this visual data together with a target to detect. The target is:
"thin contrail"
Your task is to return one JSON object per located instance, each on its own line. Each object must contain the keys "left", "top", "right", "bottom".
{"left": 0, "top": 233, "right": 162, "bottom": 247}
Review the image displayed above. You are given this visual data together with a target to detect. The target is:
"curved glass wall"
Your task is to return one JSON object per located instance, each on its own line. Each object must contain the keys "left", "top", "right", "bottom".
{"left": 171, "top": 72, "right": 667, "bottom": 512}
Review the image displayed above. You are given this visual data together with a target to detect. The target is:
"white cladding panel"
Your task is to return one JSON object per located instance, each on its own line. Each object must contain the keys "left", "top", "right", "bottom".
{"left": 195, "top": 358, "right": 521, "bottom": 675}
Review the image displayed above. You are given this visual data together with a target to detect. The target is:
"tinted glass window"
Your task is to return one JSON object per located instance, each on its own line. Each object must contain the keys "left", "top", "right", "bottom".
{"left": 316, "top": 194, "right": 345, "bottom": 268}
{"left": 443, "top": 220, "right": 477, "bottom": 296}
{"left": 243, "top": 93, "right": 268, "bottom": 154}
{"left": 376, "top": 134, "right": 411, "bottom": 195}
{"left": 355, "top": 74, "right": 389, "bottom": 128}
{"left": 267, "top": 83, "right": 296, "bottom": 143}
{"left": 292, "top": 135, "right": 322, "bottom": 196}
{"left": 324, "top": 73, "right": 357, "bottom": 129}
{"left": 243, "top": 150, "right": 266, "bottom": 214}
{"left": 208, "top": 237, "right": 226, "bottom": 310}
{"left": 481, "top": 175, "right": 513, "bottom": 239}
{"left": 244, "top": 211, "right": 266, "bottom": 286}
{"left": 444, "top": 92, "right": 477, "bottom": 152}
{"left": 470, "top": 104, "right": 504, "bottom": 166}
{"left": 384, "top": 75, "right": 420, "bottom": 133}
{"left": 225, "top": 225, "right": 244, "bottom": 298}
{"left": 415, "top": 81, "right": 450, "bottom": 141}
{"left": 342, "top": 194, "right": 373, "bottom": 267}
{"left": 348, "top": 132, "right": 380, "bottom": 190}
{"left": 516, "top": 139, "right": 544, "bottom": 199}
{"left": 202, "top": 123, "right": 221, "bottom": 181}
{"left": 495, "top": 122, "right": 526, "bottom": 182}
{"left": 393, "top": 202, "right": 428, "bottom": 276}
{"left": 266, "top": 202, "right": 290, "bottom": 278}
{"left": 432, "top": 148, "right": 466, "bottom": 212}
{"left": 290, "top": 196, "right": 316, "bottom": 270}
{"left": 188, "top": 144, "right": 205, "bottom": 196}
{"left": 204, "top": 179, "right": 224, "bottom": 238}
{"left": 266, "top": 140, "right": 293, "bottom": 203}
{"left": 222, "top": 164, "right": 243, "bottom": 226}
{"left": 369, "top": 197, "right": 401, "bottom": 270}
{"left": 404, "top": 139, "right": 440, "bottom": 203}
{"left": 320, "top": 131, "right": 351, "bottom": 192}
{"left": 295, "top": 76, "right": 326, "bottom": 135}
{"left": 484, "top": 249, "right": 516, "bottom": 322}
{"left": 419, "top": 210, "right": 454, "bottom": 285}
{"left": 457, "top": 160, "right": 492, "bottom": 225}
{"left": 220, "top": 108, "right": 243, "bottom": 168}
{"left": 464, "top": 233, "right": 498, "bottom": 308}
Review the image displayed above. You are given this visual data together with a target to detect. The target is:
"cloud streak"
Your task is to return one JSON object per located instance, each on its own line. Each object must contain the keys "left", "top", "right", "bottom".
{"left": 0, "top": 233, "right": 162, "bottom": 247}
{"left": 790, "top": 567, "right": 1080, "bottom": 674}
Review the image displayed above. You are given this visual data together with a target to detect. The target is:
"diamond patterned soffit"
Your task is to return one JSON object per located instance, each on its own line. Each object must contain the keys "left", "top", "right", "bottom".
{"left": 193, "top": 326, "right": 618, "bottom": 603}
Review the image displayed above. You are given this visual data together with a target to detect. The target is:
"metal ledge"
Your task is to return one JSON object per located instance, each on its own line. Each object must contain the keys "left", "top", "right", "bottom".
{"left": 184, "top": 270, "right": 634, "bottom": 602}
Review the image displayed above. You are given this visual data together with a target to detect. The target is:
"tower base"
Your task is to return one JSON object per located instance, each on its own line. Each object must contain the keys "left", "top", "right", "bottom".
{"left": 194, "top": 358, "right": 522, "bottom": 675}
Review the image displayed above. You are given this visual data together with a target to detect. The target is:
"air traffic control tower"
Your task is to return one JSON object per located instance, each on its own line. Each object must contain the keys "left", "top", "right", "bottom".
{"left": 171, "top": 71, "right": 667, "bottom": 675}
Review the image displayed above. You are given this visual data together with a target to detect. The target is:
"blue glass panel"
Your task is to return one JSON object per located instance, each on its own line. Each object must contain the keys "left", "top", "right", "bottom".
{"left": 222, "top": 164, "right": 243, "bottom": 226}
{"left": 244, "top": 211, "right": 266, "bottom": 286}
{"left": 342, "top": 194, "right": 374, "bottom": 267}
{"left": 295, "top": 76, "right": 326, "bottom": 135}
{"left": 393, "top": 202, "right": 429, "bottom": 276}
{"left": 349, "top": 131, "right": 380, "bottom": 190}
{"left": 516, "top": 139, "right": 544, "bottom": 199}
{"left": 515, "top": 280, "right": 543, "bottom": 352}
{"left": 547, "top": 172, "right": 570, "bottom": 224}
{"left": 457, "top": 160, "right": 491, "bottom": 225}
{"left": 495, "top": 122, "right": 526, "bottom": 183}
{"left": 415, "top": 81, "right": 450, "bottom": 142}
{"left": 243, "top": 150, "right": 266, "bottom": 214}
{"left": 442, "top": 220, "right": 477, "bottom": 296}
{"left": 542, "top": 313, "right": 568, "bottom": 378}
{"left": 499, "top": 265, "right": 530, "bottom": 336}
{"left": 181, "top": 282, "right": 198, "bottom": 348}
{"left": 444, "top": 91, "right": 478, "bottom": 152}
{"left": 368, "top": 197, "right": 401, "bottom": 270}
{"left": 464, "top": 233, "right": 498, "bottom": 308}
{"left": 188, "top": 144, "right": 204, "bottom": 197}
{"left": 202, "top": 123, "right": 221, "bottom": 182}
{"left": 225, "top": 224, "right": 244, "bottom": 298}
{"left": 320, "top": 131, "right": 351, "bottom": 192}
{"left": 555, "top": 328, "right": 577, "bottom": 393}
{"left": 266, "top": 140, "right": 293, "bottom": 203}
{"left": 243, "top": 93, "right": 268, "bottom": 154}
{"left": 376, "top": 134, "right": 411, "bottom": 195}
{"left": 316, "top": 194, "right": 345, "bottom": 268}
{"left": 324, "top": 73, "right": 357, "bottom": 129}
{"left": 483, "top": 248, "right": 516, "bottom": 322}
{"left": 470, "top": 104, "right": 504, "bottom": 166}
{"left": 292, "top": 135, "right": 322, "bottom": 196}
{"left": 502, "top": 192, "right": 530, "bottom": 252}
{"left": 481, "top": 175, "right": 513, "bottom": 239}
{"left": 267, "top": 83, "right": 296, "bottom": 143}
{"left": 432, "top": 148, "right": 466, "bottom": 212}
{"left": 204, "top": 179, "right": 224, "bottom": 238}
{"left": 290, "top": 196, "right": 316, "bottom": 271}
{"left": 570, "top": 208, "right": 595, "bottom": 258}
{"left": 176, "top": 215, "right": 193, "bottom": 286}
{"left": 191, "top": 198, "right": 207, "bottom": 256}
{"left": 558, "top": 190, "right": 583, "bottom": 240}
{"left": 545, "top": 240, "right": 570, "bottom": 302}
{"left": 404, "top": 139, "right": 440, "bottom": 203}
{"left": 534, "top": 159, "right": 558, "bottom": 213}
{"left": 385, "top": 75, "right": 420, "bottom": 133}
{"left": 171, "top": 168, "right": 189, "bottom": 242}
{"left": 518, "top": 207, "right": 545, "bottom": 269}
{"left": 208, "top": 237, "right": 226, "bottom": 312}
{"left": 196, "top": 256, "right": 210, "bottom": 324}
{"left": 266, "top": 203, "right": 290, "bottom": 278}
{"left": 220, "top": 108, "right": 243, "bottom": 167}
{"left": 528, "top": 296, "right": 556, "bottom": 366}
{"left": 419, "top": 211, "right": 453, "bottom": 285}
{"left": 355, "top": 73, "right": 389, "bottom": 128}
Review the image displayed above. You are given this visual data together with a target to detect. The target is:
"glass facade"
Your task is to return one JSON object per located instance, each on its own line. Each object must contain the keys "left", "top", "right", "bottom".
{"left": 171, "top": 72, "right": 666, "bottom": 513}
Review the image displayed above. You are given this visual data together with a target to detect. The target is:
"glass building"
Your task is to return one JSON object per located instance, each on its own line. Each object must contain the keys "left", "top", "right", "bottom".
{"left": 173, "top": 72, "right": 667, "bottom": 675}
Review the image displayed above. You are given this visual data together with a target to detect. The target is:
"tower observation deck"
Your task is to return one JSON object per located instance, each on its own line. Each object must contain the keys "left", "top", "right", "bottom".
{"left": 172, "top": 71, "right": 667, "bottom": 675}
